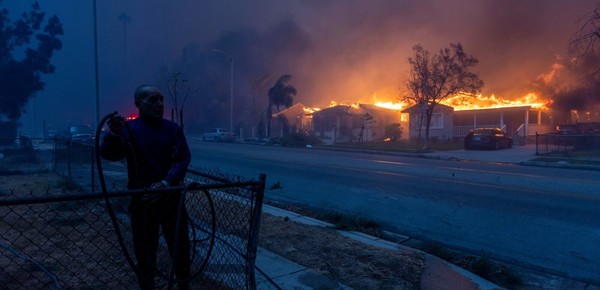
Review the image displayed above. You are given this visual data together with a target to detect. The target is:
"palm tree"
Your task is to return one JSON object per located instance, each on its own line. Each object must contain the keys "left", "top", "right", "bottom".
{"left": 266, "top": 74, "right": 297, "bottom": 138}
{"left": 248, "top": 74, "right": 271, "bottom": 112}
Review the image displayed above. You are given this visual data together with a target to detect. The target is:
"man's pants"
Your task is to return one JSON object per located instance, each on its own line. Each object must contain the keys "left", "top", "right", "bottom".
{"left": 130, "top": 193, "right": 191, "bottom": 290}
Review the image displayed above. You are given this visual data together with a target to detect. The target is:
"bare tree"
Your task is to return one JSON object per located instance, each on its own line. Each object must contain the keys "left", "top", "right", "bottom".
{"left": 404, "top": 43, "right": 483, "bottom": 150}
{"left": 166, "top": 72, "right": 193, "bottom": 127}
{"left": 570, "top": 3, "right": 600, "bottom": 78}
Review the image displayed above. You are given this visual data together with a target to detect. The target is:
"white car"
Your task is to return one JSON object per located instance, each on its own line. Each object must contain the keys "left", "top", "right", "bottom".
{"left": 201, "top": 128, "right": 236, "bottom": 142}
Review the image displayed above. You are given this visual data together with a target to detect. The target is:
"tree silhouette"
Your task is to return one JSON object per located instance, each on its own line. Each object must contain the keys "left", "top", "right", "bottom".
{"left": 266, "top": 74, "right": 296, "bottom": 138}
{"left": 0, "top": 1, "right": 63, "bottom": 139}
{"left": 166, "top": 72, "right": 193, "bottom": 127}
{"left": 404, "top": 43, "right": 483, "bottom": 150}
{"left": 570, "top": 3, "right": 600, "bottom": 77}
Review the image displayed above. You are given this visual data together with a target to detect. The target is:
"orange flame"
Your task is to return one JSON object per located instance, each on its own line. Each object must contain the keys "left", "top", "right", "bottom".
{"left": 374, "top": 101, "right": 405, "bottom": 110}
{"left": 303, "top": 107, "right": 319, "bottom": 113}
{"left": 329, "top": 92, "right": 552, "bottom": 112}
{"left": 329, "top": 101, "right": 361, "bottom": 109}
{"left": 442, "top": 92, "right": 553, "bottom": 111}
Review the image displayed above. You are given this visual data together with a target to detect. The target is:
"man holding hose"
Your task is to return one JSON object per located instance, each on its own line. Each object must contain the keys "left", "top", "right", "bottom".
{"left": 100, "top": 85, "right": 191, "bottom": 290}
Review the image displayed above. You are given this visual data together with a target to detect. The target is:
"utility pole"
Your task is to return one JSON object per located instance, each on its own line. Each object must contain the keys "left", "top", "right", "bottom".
{"left": 93, "top": 0, "right": 100, "bottom": 127}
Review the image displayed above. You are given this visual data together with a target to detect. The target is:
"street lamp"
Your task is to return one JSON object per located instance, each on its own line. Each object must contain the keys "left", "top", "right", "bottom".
{"left": 93, "top": 0, "right": 100, "bottom": 128}
{"left": 212, "top": 49, "right": 233, "bottom": 132}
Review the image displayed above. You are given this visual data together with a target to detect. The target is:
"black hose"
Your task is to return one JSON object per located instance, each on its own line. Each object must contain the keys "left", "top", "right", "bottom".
{"left": 94, "top": 112, "right": 140, "bottom": 278}
{"left": 187, "top": 188, "right": 216, "bottom": 280}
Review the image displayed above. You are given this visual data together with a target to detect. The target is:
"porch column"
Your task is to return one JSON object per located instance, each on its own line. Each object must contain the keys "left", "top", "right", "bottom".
{"left": 524, "top": 110, "right": 529, "bottom": 136}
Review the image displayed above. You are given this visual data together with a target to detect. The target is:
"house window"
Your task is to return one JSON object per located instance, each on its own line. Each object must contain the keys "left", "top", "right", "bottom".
{"left": 401, "top": 113, "right": 409, "bottom": 122}
{"left": 429, "top": 113, "right": 443, "bottom": 129}
{"left": 410, "top": 112, "right": 444, "bottom": 129}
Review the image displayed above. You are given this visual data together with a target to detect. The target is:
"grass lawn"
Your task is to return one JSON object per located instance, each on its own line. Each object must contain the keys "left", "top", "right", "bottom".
{"left": 530, "top": 149, "right": 600, "bottom": 165}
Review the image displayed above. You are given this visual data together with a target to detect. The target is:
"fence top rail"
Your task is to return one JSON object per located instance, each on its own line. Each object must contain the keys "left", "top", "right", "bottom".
{"left": 0, "top": 180, "right": 263, "bottom": 206}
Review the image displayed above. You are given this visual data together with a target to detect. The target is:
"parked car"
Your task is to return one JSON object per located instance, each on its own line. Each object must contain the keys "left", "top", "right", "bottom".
{"left": 71, "top": 133, "right": 93, "bottom": 144}
{"left": 201, "top": 128, "right": 236, "bottom": 142}
{"left": 464, "top": 128, "right": 512, "bottom": 150}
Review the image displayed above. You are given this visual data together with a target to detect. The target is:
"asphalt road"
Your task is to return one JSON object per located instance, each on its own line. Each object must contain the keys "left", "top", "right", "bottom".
{"left": 188, "top": 139, "right": 600, "bottom": 285}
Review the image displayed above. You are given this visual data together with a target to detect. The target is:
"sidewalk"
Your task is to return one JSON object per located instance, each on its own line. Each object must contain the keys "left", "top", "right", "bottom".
{"left": 423, "top": 143, "right": 600, "bottom": 170}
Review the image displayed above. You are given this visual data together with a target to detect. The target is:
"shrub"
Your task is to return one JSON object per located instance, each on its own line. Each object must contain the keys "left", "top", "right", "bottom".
{"left": 276, "top": 130, "right": 322, "bottom": 147}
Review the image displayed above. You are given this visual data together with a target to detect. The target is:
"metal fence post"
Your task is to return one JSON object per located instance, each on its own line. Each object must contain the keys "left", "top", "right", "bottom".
{"left": 91, "top": 146, "right": 95, "bottom": 193}
{"left": 535, "top": 132, "right": 539, "bottom": 155}
{"left": 247, "top": 173, "right": 266, "bottom": 290}
{"left": 67, "top": 140, "right": 72, "bottom": 180}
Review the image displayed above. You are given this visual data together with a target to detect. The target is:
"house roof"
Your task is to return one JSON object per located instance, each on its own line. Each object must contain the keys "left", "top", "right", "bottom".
{"left": 402, "top": 103, "right": 536, "bottom": 114}
{"left": 312, "top": 105, "right": 353, "bottom": 116}
{"left": 453, "top": 105, "right": 532, "bottom": 113}
{"left": 402, "top": 103, "right": 454, "bottom": 113}
{"left": 313, "top": 104, "right": 397, "bottom": 116}
{"left": 272, "top": 103, "right": 308, "bottom": 117}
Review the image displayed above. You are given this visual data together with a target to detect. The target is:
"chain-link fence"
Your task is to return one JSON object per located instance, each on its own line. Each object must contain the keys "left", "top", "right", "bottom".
{"left": 1, "top": 140, "right": 266, "bottom": 289}
{"left": 535, "top": 133, "right": 600, "bottom": 156}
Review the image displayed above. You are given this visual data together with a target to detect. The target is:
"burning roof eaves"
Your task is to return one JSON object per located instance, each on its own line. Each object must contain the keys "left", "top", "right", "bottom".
{"left": 453, "top": 105, "right": 532, "bottom": 113}
{"left": 272, "top": 103, "right": 307, "bottom": 116}
{"left": 313, "top": 103, "right": 398, "bottom": 117}
{"left": 402, "top": 103, "right": 454, "bottom": 113}
{"left": 314, "top": 105, "right": 352, "bottom": 115}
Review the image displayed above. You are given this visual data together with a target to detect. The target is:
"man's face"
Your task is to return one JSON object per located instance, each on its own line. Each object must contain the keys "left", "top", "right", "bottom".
{"left": 138, "top": 88, "right": 164, "bottom": 120}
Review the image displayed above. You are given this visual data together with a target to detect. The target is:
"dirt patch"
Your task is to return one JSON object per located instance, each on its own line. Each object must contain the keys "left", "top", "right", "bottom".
{"left": 259, "top": 214, "right": 424, "bottom": 289}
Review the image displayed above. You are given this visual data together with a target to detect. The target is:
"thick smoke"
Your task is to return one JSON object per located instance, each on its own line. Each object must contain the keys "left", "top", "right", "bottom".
{"left": 9, "top": 0, "right": 600, "bottom": 133}
{"left": 529, "top": 4, "right": 600, "bottom": 119}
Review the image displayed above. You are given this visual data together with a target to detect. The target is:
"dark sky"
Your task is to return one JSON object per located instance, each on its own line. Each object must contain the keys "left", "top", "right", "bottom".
{"left": 6, "top": 0, "right": 598, "bottom": 135}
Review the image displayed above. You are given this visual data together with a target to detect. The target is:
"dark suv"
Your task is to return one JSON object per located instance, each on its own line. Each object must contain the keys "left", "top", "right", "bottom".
{"left": 464, "top": 128, "right": 512, "bottom": 150}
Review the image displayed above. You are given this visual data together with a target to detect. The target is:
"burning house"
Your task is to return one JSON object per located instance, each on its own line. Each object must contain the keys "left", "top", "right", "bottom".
{"left": 402, "top": 104, "right": 454, "bottom": 142}
{"left": 269, "top": 103, "right": 314, "bottom": 138}
{"left": 268, "top": 88, "right": 597, "bottom": 146}
{"left": 311, "top": 104, "right": 400, "bottom": 144}
{"left": 453, "top": 106, "right": 555, "bottom": 139}
{"left": 402, "top": 103, "right": 556, "bottom": 143}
